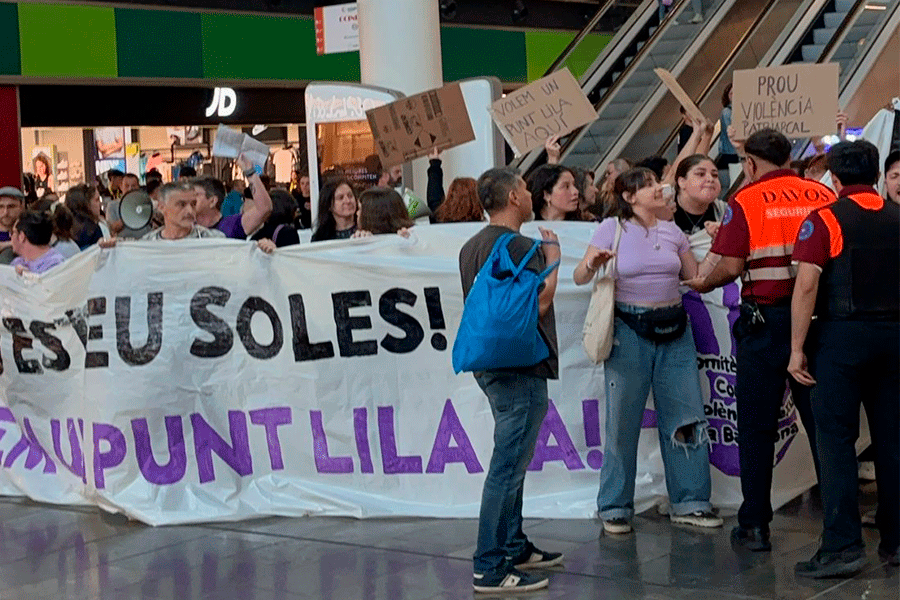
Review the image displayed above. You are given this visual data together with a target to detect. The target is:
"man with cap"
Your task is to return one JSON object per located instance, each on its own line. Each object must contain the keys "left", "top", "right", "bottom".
{"left": 0, "top": 186, "right": 25, "bottom": 264}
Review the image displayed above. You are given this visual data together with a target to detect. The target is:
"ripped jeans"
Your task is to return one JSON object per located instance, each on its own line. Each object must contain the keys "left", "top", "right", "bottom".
{"left": 598, "top": 303, "right": 713, "bottom": 520}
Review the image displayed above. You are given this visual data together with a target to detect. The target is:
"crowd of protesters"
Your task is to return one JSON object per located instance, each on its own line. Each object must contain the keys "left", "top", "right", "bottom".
{"left": 2, "top": 97, "right": 897, "bottom": 595}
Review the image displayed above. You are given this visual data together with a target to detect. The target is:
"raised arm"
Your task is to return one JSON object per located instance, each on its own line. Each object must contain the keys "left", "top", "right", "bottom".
{"left": 663, "top": 114, "right": 706, "bottom": 186}
{"left": 237, "top": 154, "right": 273, "bottom": 235}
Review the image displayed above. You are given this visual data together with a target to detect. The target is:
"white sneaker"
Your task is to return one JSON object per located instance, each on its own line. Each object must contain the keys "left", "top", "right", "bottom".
{"left": 862, "top": 509, "right": 877, "bottom": 527}
{"left": 858, "top": 461, "right": 876, "bottom": 481}
{"left": 670, "top": 510, "right": 723, "bottom": 528}
{"left": 688, "top": 12, "right": 703, "bottom": 23}
{"left": 603, "top": 518, "right": 633, "bottom": 534}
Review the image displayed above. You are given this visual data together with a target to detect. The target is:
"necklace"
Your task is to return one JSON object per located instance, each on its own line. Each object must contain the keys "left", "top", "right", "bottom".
{"left": 684, "top": 209, "right": 707, "bottom": 233}
{"left": 654, "top": 225, "right": 661, "bottom": 250}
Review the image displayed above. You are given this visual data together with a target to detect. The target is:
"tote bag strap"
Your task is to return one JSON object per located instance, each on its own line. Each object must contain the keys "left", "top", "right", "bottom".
{"left": 597, "top": 219, "right": 624, "bottom": 280}
{"left": 610, "top": 219, "right": 623, "bottom": 278}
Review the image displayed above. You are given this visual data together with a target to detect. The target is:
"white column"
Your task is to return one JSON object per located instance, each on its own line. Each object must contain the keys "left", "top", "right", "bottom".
{"left": 358, "top": 0, "right": 444, "bottom": 196}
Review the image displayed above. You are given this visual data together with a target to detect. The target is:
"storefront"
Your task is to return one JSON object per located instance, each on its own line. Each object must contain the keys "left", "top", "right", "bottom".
{"left": 18, "top": 85, "right": 312, "bottom": 197}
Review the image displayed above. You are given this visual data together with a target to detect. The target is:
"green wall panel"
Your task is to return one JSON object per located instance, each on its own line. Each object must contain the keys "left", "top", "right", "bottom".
{"left": 441, "top": 27, "right": 527, "bottom": 83}
{"left": 201, "top": 13, "right": 360, "bottom": 81}
{"left": 18, "top": 3, "right": 117, "bottom": 77}
{"left": 0, "top": 3, "right": 20, "bottom": 75}
{"left": 5, "top": 2, "right": 599, "bottom": 84}
{"left": 525, "top": 31, "right": 611, "bottom": 82}
{"left": 115, "top": 8, "right": 202, "bottom": 78}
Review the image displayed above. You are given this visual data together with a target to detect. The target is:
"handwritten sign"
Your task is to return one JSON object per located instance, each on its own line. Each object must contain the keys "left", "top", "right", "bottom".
{"left": 488, "top": 68, "right": 597, "bottom": 156}
{"left": 654, "top": 69, "right": 706, "bottom": 124}
{"left": 733, "top": 63, "right": 839, "bottom": 140}
{"left": 366, "top": 83, "right": 475, "bottom": 168}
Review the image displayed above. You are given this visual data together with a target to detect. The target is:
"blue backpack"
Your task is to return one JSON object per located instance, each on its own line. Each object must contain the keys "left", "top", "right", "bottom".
{"left": 452, "top": 232, "right": 559, "bottom": 373}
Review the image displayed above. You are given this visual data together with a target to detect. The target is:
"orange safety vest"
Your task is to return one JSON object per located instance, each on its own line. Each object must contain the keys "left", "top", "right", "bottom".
{"left": 734, "top": 171, "right": 835, "bottom": 299}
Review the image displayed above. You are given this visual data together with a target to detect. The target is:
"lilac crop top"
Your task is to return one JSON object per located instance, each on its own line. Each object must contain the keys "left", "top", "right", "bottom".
{"left": 589, "top": 217, "right": 691, "bottom": 305}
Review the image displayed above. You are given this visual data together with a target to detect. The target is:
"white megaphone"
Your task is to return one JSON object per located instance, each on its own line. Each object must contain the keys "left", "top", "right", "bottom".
{"left": 120, "top": 190, "right": 154, "bottom": 230}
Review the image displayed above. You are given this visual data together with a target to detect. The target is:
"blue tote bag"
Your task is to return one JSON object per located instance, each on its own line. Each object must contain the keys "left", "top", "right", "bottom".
{"left": 452, "top": 233, "right": 559, "bottom": 373}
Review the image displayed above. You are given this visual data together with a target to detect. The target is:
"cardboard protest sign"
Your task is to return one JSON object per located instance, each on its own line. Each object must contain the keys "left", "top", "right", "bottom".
{"left": 732, "top": 63, "right": 839, "bottom": 140}
{"left": 654, "top": 69, "right": 706, "bottom": 124}
{"left": 488, "top": 68, "right": 597, "bottom": 155}
{"left": 366, "top": 83, "right": 475, "bottom": 167}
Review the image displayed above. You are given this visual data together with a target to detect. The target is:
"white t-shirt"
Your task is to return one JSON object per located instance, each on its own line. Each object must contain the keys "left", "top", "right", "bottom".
{"left": 273, "top": 148, "right": 294, "bottom": 184}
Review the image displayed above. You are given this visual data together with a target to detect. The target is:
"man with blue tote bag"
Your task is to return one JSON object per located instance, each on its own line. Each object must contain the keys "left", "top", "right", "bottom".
{"left": 454, "top": 167, "right": 562, "bottom": 593}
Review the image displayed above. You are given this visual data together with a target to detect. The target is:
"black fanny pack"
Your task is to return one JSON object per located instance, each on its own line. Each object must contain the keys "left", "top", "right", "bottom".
{"left": 616, "top": 305, "right": 687, "bottom": 343}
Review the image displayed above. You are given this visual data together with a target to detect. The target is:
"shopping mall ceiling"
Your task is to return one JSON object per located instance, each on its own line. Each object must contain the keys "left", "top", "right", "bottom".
{"left": 87, "top": 0, "right": 637, "bottom": 30}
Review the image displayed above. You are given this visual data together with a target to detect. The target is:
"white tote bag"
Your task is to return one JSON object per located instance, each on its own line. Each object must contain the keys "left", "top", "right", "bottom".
{"left": 582, "top": 220, "right": 623, "bottom": 363}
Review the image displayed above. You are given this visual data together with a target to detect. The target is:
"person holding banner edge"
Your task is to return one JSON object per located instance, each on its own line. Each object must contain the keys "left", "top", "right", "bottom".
{"left": 683, "top": 128, "right": 834, "bottom": 552}
{"left": 458, "top": 167, "right": 564, "bottom": 593}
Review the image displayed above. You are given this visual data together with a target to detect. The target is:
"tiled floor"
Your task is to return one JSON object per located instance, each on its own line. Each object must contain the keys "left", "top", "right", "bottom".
{"left": 0, "top": 483, "right": 895, "bottom": 599}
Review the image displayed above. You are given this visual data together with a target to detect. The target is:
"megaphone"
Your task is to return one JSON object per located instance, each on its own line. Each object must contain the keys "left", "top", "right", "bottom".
{"left": 120, "top": 190, "right": 154, "bottom": 230}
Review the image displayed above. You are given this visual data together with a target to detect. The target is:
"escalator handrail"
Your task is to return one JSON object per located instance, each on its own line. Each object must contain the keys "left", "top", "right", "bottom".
{"left": 791, "top": 0, "right": 897, "bottom": 157}
{"left": 512, "top": 0, "right": 659, "bottom": 173}
{"left": 652, "top": 0, "right": 786, "bottom": 157}
{"left": 542, "top": 0, "right": 621, "bottom": 78}
{"left": 550, "top": 0, "right": 697, "bottom": 167}
{"left": 816, "top": 0, "right": 870, "bottom": 65}
{"left": 832, "top": 0, "right": 899, "bottom": 89}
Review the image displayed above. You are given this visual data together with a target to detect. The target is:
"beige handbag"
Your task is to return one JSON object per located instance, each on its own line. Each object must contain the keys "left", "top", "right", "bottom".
{"left": 582, "top": 220, "right": 623, "bottom": 363}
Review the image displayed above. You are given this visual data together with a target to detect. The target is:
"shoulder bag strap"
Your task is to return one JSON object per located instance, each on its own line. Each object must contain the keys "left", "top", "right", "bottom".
{"left": 272, "top": 224, "right": 286, "bottom": 245}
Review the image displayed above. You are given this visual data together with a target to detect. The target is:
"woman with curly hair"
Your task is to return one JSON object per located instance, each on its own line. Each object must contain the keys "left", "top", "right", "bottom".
{"left": 435, "top": 177, "right": 483, "bottom": 223}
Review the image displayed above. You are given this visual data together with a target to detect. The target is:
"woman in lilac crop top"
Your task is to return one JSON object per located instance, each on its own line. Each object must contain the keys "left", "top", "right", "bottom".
{"left": 573, "top": 167, "right": 722, "bottom": 534}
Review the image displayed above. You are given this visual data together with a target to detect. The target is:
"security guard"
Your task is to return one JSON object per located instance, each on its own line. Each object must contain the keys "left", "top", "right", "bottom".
{"left": 685, "top": 128, "right": 835, "bottom": 551}
{"left": 789, "top": 140, "right": 899, "bottom": 577}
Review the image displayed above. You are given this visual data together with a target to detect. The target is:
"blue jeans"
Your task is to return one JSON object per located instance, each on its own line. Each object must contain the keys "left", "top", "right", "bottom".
{"left": 598, "top": 303, "right": 713, "bottom": 520}
{"left": 473, "top": 372, "right": 549, "bottom": 574}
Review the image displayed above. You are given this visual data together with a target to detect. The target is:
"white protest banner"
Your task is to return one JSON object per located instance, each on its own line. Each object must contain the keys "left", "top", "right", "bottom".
{"left": 0, "top": 224, "right": 817, "bottom": 525}
{"left": 489, "top": 68, "right": 597, "bottom": 155}
{"left": 733, "top": 63, "right": 839, "bottom": 140}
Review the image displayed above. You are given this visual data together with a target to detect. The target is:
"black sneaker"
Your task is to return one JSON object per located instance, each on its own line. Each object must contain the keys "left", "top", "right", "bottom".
{"left": 473, "top": 568, "right": 549, "bottom": 593}
{"left": 512, "top": 543, "right": 564, "bottom": 570}
{"left": 795, "top": 547, "right": 867, "bottom": 579}
{"left": 731, "top": 525, "right": 771, "bottom": 552}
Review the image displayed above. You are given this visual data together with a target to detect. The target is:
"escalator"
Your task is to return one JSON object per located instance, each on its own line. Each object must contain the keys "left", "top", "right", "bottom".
{"left": 647, "top": 0, "right": 894, "bottom": 165}
{"left": 514, "top": 0, "right": 786, "bottom": 174}
{"left": 516, "top": 0, "right": 898, "bottom": 178}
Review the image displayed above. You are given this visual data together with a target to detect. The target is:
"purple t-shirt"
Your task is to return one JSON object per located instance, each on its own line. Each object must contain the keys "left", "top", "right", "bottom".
{"left": 589, "top": 217, "right": 690, "bottom": 305}
{"left": 215, "top": 214, "right": 247, "bottom": 239}
{"left": 11, "top": 247, "right": 65, "bottom": 274}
